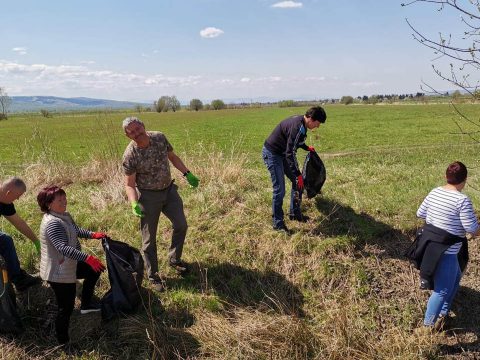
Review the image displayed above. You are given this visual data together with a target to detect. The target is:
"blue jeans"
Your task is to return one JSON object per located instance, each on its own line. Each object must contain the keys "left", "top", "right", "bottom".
{"left": 262, "top": 145, "right": 302, "bottom": 228}
{"left": 424, "top": 253, "right": 462, "bottom": 326}
{"left": 0, "top": 231, "right": 21, "bottom": 278}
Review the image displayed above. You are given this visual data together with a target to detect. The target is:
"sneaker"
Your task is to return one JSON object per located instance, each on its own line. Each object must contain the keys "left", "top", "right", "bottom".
{"left": 414, "top": 325, "right": 434, "bottom": 336}
{"left": 420, "top": 278, "right": 432, "bottom": 290}
{"left": 169, "top": 260, "right": 190, "bottom": 276}
{"left": 149, "top": 277, "right": 166, "bottom": 292}
{"left": 273, "top": 224, "right": 293, "bottom": 235}
{"left": 433, "top": 316, "right": 446, "bottom": 332}
{"left": 289, "top": 214, "right": 310, "bottom": 222}
{"left": 12, "top": 270, "right": 41, "bottom": 292}
{"left": 80, "top": 302, "right": 101, "bottom": 314}
{"left": 436, "top": 312, "right": 455, "bottom": 331}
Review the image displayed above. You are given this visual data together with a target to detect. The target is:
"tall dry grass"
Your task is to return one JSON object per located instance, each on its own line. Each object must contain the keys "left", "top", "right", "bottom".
{"left": 2, "top": 134, "right": 447, "bottom": 360}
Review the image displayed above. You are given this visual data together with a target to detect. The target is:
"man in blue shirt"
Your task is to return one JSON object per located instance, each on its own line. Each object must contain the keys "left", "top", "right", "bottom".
{"left": 262, "top": 106, "right": 326, "bottom": 233}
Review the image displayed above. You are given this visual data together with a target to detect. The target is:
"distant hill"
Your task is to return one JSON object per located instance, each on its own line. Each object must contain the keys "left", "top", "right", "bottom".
{"left": 10, "top": 96, "right": 150, "bottom": 112}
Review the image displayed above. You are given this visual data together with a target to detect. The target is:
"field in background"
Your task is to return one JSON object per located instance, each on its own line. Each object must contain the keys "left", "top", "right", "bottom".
{"left": 1, "top": 104, "right": 480, "bottom": 359}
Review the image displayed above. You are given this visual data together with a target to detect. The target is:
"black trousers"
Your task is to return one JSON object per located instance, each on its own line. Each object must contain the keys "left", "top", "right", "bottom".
{"left": 48, "top": 261, "right": 100, "bottom": 344}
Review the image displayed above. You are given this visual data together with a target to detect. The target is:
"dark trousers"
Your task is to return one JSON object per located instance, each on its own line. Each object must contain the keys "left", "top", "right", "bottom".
{"left": 0, "top": 232, "right": 21, "bottom": 278}
{"left": 262, "top": 145, "right": 302, "bottom": 228}
{"left": 48, "top": 261, "right": 100, "bottom": 344}
{"left": 139, "top": 184, "right": 188, "bottom": 280}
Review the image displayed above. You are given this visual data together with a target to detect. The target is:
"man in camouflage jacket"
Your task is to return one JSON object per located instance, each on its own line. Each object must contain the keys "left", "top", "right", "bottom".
{"left": 122, "top": 117, "right": 199, "bottom": 291}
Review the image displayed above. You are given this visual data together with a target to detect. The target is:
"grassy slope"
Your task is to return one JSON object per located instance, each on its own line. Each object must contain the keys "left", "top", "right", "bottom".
{"left": 0, "top": 104, "right": 480, "bottom": 359}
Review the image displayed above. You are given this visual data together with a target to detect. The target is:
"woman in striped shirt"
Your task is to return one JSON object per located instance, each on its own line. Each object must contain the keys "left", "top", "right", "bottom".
{"left": 417, "top": 161, "right": 480, "bottom": 328}
{"left": 37, "top": 185, "right": 107, "bottom": 344}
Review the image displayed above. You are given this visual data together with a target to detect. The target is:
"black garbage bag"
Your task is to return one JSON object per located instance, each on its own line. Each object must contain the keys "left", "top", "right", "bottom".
{"left": 302, "top": 151, "right": 326, "bottom": 199}
{"left": 0, "top": 256, "right": 24, "bottom": 334}
{"left": 101, "top": 237, "right": 144, "bottom": 320}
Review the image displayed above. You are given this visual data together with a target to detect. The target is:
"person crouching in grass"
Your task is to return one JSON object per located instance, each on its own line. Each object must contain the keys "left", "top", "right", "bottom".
{"left": 37, "top": 185, "right": 107, "bottom": 344}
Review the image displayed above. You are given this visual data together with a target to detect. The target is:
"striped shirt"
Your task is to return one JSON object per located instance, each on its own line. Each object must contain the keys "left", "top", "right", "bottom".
{"left": 417, "top": 187, "right": 479, "bottom": 254}
{"left": 45, "top": 219, "right": 93, "bottom": 261}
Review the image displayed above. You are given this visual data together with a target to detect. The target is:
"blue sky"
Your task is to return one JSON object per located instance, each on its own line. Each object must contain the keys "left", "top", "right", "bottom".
{"left": 0, "top": 0, "right": 467, "bottom": 102}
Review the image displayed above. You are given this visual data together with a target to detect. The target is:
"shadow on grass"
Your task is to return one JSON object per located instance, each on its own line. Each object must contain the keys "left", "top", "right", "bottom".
{"left": 438, "top": 286, "right": 480, "bottom": 355}
{"left": 167, "top": 262, "right": 305, "bottom": 317}
{"left": 314, "top": 197, "right": 480, "bottom": 355}
{"left": 313, "top": 197, "right": 415, "bottom": 259}
{"left": 6, "top": 281, "right": 200, "bottom": 360}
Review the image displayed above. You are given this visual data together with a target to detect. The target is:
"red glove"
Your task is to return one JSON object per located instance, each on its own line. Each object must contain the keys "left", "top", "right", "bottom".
{"left": 307, "top": 146, "right": 315, "bottom": 152}
{"left": 296, "top": 175, "right": 304, "bottom": 191}
{"left": 91, "top": 232, "right": 107, "bottom": 239}
{"left": 85, "top": 255, "right": 106, "bottom": 273}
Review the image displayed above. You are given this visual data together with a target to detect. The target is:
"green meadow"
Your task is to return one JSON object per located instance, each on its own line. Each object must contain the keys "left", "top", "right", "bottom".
{"left": 1, "top": 103, "right": 480, "bottom": 359}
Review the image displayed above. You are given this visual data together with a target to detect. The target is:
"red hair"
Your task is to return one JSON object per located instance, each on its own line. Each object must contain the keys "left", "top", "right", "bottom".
{"left": 37, "top": 186, "right": 66, "bottom": 213}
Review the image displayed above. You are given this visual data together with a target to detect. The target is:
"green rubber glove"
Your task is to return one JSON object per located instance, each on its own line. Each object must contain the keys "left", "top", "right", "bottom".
{"left": 33, "top": 240, "right": 41, "bottom": 255}
{"left": 131, "top": 201, "right": 145, "bottom": 218}
{"left": 185, "top": 171, "right": 199, "bottom": 188}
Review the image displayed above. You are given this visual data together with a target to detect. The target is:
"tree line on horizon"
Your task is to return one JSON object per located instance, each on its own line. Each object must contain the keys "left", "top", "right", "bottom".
{"left": 0, "top": 86, "right": 479, "bottom": 120}
{"left": 152, "top": 95, "right": 226, "bottom": 113}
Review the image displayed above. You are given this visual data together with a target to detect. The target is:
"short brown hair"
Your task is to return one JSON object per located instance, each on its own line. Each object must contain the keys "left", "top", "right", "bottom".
{"left": 37, "top": 186, "right": 66, "bottom": 213}
{"left": 446, "top": 161, "right": 467, "bottom": 185}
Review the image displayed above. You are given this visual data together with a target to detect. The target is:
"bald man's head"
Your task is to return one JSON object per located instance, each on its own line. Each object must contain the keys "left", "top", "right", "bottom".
{"left": 0, "top": 177, "right": 26, "bottom": 203}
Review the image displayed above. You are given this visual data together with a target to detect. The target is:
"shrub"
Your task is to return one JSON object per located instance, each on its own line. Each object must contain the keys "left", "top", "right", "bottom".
{"left": 155, "top": 96, "right": 169, "bottom": 112}
{"left": 211, "top": 99, "right": 225, "bottom": 110}
{"left": 169, "top": 96, "right": 181, "bottom": 112}
{"left": 278, "top": 100, "right": 297, "bottom": 108}
{"left": 190, "top": 99, "right": 203, "bottom": 111}
{"left": 40, "top": 109, "right": 51, "bottom": 118}
{"left": 368, "top": 95, "right": 379, "bottom": 105}
{"left": 340, "top": 96, "right": 354, "bottom": 105}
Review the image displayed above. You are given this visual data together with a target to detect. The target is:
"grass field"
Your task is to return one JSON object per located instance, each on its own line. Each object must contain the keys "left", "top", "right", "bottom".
{"left": 1, "top": 103, "right": 480, "bottom": 359}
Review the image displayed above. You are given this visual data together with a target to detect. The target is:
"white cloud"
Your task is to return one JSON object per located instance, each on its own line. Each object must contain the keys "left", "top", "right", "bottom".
{"left": 200, "top": 27, "right": 224, "bottom": 38}
{"left": 0, "top": 60, "right": 202, "bottom": 94}
{"left": 253, "top": 76, "right": 283, "bottom": 83}
{"left": 350, "top": 81, "right": 380, "bottom": 87}
{"left": 80, "top": 60, "right": 96, "bottom": 65}
{"left": 217, "top": 78, "right": 234, "bottom": 84}
{"left": 271, "top": 1, "right": 303, "bottom": 8}
{"left": 268, "top": 76, "right": 282, "bottom": 82}
{"left": 0, "top": 59, "right": 378, "bottom": 101}
{"left": 12, "top": 47, "right": 27, "bottom": 55}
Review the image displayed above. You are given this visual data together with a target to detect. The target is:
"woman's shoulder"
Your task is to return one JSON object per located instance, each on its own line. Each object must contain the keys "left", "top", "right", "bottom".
{"left": 428, "top": 187, "right": 445, "bottom": 196}
{"left": 42, "top": 212, "right": 74, "bottom": 225}
{"left": 431, "top": 186, "right": 465, "bottom": 197}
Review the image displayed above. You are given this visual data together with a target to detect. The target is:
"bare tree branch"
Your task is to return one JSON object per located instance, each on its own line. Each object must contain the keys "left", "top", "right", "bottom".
{"left": 0, "top": 87, "right": 12, "bottom": 120}
{"left": 404, "top": 0, "right": 480, "bottom": 143}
